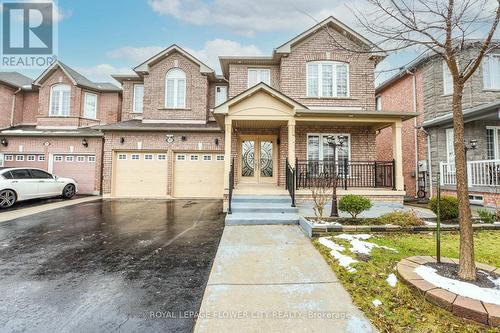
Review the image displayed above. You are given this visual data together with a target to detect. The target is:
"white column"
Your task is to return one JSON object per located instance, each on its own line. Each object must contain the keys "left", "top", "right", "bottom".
{"left": 223, "top": 118, "right": 232, "bottom": 190}
{"left": 392, "top": 121, "right": 405, "bottom": 191}
{"left": 288, "top": 119, "right": 296, "bottom": 168}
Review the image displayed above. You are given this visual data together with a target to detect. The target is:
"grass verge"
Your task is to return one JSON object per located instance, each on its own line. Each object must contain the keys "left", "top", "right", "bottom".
{"left": 313, "top": 231, "right": 500, "bottom": 333}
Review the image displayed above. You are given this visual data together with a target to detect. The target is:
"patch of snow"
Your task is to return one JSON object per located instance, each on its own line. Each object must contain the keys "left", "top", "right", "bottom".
{"left": 372, "top": 299, "right": 382, "bottom": 307}
{"left": 346, "top": 316, "right": 373, "bottom": 333}
{"left": 334, "top": 234, "right": 398, "bottom": 255}
{"left": 414, "top": 265, "right": 500, "bottom": 305}
{"left": 487, "top": 275, "right": 500, "bottom": 289}
{"left": 318, "top": 237, "right": 344, "bottom": 252}
{"left": 329, "top": 249, "right": 358, "bottom": 273}
{"left": 386, "top": 273, "right": 397, "bottom": 287}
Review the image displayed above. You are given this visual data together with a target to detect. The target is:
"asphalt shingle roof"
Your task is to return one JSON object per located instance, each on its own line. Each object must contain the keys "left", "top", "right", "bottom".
{"left": 0, "top": 72, "right": 33, "bottom": 89}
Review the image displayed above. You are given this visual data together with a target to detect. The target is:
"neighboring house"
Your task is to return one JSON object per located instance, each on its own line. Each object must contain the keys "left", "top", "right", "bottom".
{"left": 98, "top": 16, "right": 415, "bottom": 211}
{"left": 0, "top": 61, "right": 122, "bottom": 194}
{"left": 376, "top": 43, "right": 500, "bottom": 207}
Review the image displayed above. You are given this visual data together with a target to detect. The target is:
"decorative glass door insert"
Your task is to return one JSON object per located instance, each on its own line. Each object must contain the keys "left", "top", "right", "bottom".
{"left": 240, "top": 136, "right": 276, "bottom": 183}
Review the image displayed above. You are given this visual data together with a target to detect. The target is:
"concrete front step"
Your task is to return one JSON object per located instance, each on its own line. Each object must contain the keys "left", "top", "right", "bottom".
{"left": 232, "top": 195, "right": 291, "bottom": 204}
{"left": 231, "top": 202, "right": 298, "bottom": 214}
{"left": 225, "top": 213, "right": 299, "bottom": 226}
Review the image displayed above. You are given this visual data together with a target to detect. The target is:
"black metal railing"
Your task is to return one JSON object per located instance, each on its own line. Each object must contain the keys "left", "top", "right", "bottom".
{"left": 228, "top": 158, "right": 235, "bottom": 214}
{"left": 296, "top": 159, "right": 395, "bottom": 190}
{"left": 285, "top": 158, "right": 296, "bottom": 207}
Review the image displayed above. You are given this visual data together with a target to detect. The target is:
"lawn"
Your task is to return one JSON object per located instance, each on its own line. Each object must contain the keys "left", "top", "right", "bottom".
{"left": 313, "top": 231, "right": 500, "bottom": 333}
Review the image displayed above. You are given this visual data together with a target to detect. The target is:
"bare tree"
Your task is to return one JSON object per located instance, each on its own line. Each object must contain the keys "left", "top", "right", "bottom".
{"left": 310, "top": 176, "right": 334, "bottom": 218}
{"left": 343, "top": 0, "right": 500, "bottom": 280}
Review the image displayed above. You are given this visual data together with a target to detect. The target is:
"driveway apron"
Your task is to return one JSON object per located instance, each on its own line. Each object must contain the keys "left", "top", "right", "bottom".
{"left": 194, "top": 225, "right": 377, "bottom": 333}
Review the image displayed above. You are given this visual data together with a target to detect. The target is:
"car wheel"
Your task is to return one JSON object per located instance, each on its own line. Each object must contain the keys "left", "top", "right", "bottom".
{"left": 0, "top": 190, "right": 17, "bottom": 208}
{"left": 62, "top": 184, "right": 76, "bottom": 199}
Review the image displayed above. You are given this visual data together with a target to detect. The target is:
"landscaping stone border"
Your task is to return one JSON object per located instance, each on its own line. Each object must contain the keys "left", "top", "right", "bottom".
{"left": 299, "top": 216, "right": 500, "bottom": 237}
{"left": 397, "top": 256, "right": 500, "bottom": 327}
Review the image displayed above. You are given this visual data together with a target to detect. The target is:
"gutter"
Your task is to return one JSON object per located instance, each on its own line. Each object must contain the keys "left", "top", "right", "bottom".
{"left": 10, "top": 88, "right": 22, "bottom": 127}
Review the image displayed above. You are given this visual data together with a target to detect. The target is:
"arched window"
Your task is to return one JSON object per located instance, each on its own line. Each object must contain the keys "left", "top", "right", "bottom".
{"left": 165, "top": 68, "right": 186, "bottom": 108}
{"left": 50, "top": 84, "right": 71, "bottom": 116}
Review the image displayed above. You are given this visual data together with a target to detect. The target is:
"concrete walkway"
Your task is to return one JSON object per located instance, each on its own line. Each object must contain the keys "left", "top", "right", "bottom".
{"left": 0, "top": 196, "right": 101, "bottom": 223}
{"left": 194, "top": 225, "right": 377, "bottom": 332}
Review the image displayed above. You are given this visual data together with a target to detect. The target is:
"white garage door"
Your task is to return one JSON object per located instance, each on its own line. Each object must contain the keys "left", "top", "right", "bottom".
{"left": 173, "top": 153, "right": 224, "bottom": 198}
{"left": 51, "top": 154, "right": 97, "bottom": 194}
{"left": 113, "top": 152, "right": 168, "bottom": 197}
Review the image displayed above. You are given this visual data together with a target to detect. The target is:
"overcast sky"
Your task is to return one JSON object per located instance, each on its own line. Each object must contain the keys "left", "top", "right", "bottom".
{"left": 8, "top": 0, "right": 431, "bottom": 85}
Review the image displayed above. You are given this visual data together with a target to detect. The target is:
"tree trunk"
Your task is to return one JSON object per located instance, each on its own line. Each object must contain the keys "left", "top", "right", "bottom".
{"left": 452, "top": 83, "right": 476, "bottom": 281}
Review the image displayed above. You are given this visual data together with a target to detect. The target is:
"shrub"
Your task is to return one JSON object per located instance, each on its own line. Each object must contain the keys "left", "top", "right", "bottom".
{"left": 428, "top": 195, "right": 459, "bottom": 220}
{"left": 379, "top": 210, "right": 425, "bottom": 227}
{"left": 338, "top": 195, "right": 372, "bottom": 218}
{"left": 310, "top": 176, "right": 333, "bottom": 218}
{"left": 477, "top": 209, "right": 496, "bottom": 224}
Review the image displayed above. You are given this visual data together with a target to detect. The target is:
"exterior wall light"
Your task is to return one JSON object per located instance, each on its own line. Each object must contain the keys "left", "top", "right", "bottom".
{"left": 1, "top": 138, "right": 8, "bottom": 147}
{"left": 120, "top": 137, "right": 125, "bottom": 144}
{"left": 81, "top": 138, "right": 89, "bottom": 148}
{"left": 215, "top": 138, "right": 219, "bottom": 146}
{"left": 181, "top": 136, "right": 187, "bottom": 142}
{"left": 166, "top": 135, "right": 174, "bottom": 143}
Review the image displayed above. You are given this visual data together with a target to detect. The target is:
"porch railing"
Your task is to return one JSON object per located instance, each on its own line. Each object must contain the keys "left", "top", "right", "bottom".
{"left": 295, "top": 159, "right": 395, "bottom": 190}
{"left": 285, "top": 158, "right": 296, "bottom": 207}
{"left": 228, "top": 158, "right": 235, "bottom": 214}
{"left": 440, "top": 159, "right": 500, "bottom": 187}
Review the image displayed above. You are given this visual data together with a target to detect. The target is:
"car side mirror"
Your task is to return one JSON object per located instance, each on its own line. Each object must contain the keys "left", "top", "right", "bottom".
{"left": 54, "top": 175, "right": 59, "bottom": 180}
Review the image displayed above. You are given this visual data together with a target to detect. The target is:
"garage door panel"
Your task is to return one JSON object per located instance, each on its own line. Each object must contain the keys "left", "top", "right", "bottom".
{"left": 113, "top": 152, "right": 168, "bottom": 197}
{"left": 52, "top": 155, "right": 96, "bottom": 194}
{"left": 174, "top": 154, "right": 224, "bottom": 198}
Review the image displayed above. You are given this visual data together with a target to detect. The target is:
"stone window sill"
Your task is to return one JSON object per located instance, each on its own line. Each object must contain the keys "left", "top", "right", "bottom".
{"left": 303, "top": 96, "right": 358, "bottom": 101}
{"left": 158, "top": 108, "right": 192, "bottom": 111}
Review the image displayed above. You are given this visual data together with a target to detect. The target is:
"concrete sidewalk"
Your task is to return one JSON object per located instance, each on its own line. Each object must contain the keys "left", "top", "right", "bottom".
{"left": 194, "top": 225, "right": 377, "bottom": 333}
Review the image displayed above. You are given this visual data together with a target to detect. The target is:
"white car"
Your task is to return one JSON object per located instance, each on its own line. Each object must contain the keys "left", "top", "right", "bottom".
{"left": 0, "top": 168, "right": 78, "bottom": 209}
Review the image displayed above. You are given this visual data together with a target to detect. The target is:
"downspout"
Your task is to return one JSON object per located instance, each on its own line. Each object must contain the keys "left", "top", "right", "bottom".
{"left": 10, "top": 88, "right": 22, "bottom": 127}
{"left": 420, "top": 127, "right": 433, "bottom": 198}
{"left": 411, "top": 71, "right": 419, "bottom": 198}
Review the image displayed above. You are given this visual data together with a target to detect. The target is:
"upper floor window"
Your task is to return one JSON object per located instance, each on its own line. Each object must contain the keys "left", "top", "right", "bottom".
{"left": 483, "top": 54, "right": 500, "bottom": 90}
{"left": 50, "top": 84, "right": 71, "bottom": 116}
{"left": 83, "top": 92, "right": 97, "bottom": 119}
{"left": 247, "top": 68, "right": 270, "bottom": 88}
{"left": 165, "top": 68, "right": 186, "bottom": 109}
{"left": 375, "top": 96, "right": 382, "bottom": 111}
{"left": 443, "top": 61, "right": 453, "bottom": 95}
{"left": 133, "top": 84, "right": 144, "bottom": 113}
{"left": 215, "top": 86, "right": 227, "bottom": 106}
{"left": 307, "top": 61, "right": 349, "bottom": 98}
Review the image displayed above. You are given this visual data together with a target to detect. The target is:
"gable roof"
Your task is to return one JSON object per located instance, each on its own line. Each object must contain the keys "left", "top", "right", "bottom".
{"left": 33, "top": 61, "right": 121, "bottom": 92}
{"left": 274, "top": 16, "right": 385, "bottom": 57}
{"left": 134, "top": 44, "right": 214, "bottom": 75}
{"left": 213, "top": 82, "right": 306, "bottom": 115}
{"left": 0, "top": 72, "right": 33, "bottom": 90}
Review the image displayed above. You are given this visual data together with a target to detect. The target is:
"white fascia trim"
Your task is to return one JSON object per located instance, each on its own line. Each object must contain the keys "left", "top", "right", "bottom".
{"left": 35, "top": 126, "right": 79, "bottom": 130}
{"left": 141, "top": 119, "right": 207, "bottom": 124}
{"left": 307, "top": 106, "right": 364, "bottom": 111}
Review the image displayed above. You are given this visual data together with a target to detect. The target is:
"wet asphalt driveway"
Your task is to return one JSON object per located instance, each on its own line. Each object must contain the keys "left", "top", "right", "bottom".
{"left": 0, "top": 199, "right": 225, "bottom": 333}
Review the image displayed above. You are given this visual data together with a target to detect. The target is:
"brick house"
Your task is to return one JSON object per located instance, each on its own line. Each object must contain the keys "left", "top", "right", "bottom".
{"left": 96, "top": 16, "right": 415, "bottom": 211}
{"left": 0, "top": 61, "right": 122, "bottom": 194}
{"left": 376, "top": 44, "right": 500, "bottom": 207}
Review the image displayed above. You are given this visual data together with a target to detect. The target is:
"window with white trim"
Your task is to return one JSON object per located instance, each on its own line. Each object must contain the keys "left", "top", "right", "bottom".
{"left": 483, "top": 54, "right": 500, "bottom": 90}
{"left": 215, "top": 86, "right": 227, "bottom": 106}
{"left": 176, "top": 154, "right": 186, "bottom": 161}
{"left": 203, "top": 155, "right": 212, "bottom": 161}
{"left": 65, "top": 156, "right": 74, "bottom": 162}
{"left": 27, "top": 155, "right": 35, "bottom": 161}
{"left": 443, "top": 61, "right": 453, "bottom": 95}
{"left": 446, "top": 128, "right": 455, "bottom": 171}
{"left": 307, "top": 134, "right": 351, "bottom": 162}
{"left": 165, "top": 68, "right": 186, "bottom": 108}
{"left": 50, "top": 84, "right": 71, "bottom": 116}
{"left": 38, "top": 155, "right": 45, "bottom": 161}
{"left": 77, "top": 156, "right": 86, "bottom": 162}
{"left": 88, "top": 156, "right": 96, "bottom": 162}
{"left": 157, "top": 154, "right": 167, "bottom": 160}
{"left": 247, "top": 68, "right": 270, "bottom": 88}
{"left": 118, "top": 154, "right": 127, "bottom": 160}
{"left": 16, "top": 155, "right": 24, "bottom": 161}
{"left": 375, "top": 96, "right": 382, "bottom": 111}
{"left": 144, "top": 154, "right": 153, "bottom": 160}
{"left": 54, "top": 155, "right": 63, "bottom": 162}
{"left": 216, "top": 155, "right": 224, "bottom": 161}
{"left": 133, "top": 84, "right": 144, "bottom": 113}
{"left": 5, "top": 155, "right": 13, "bottom": 161}
{"left": 190, "top": 155, "right": 199, "bottom": 161}
{"left": 486, "top": 126, "right": 500, "bottom": 160}
{"left": 131, "top": 154, "right": 140, "bottom": 160}
{"left": 307, "top": 61, "right": 349, "bottom": 98}
{"left": 83, "top": 92, "right": 98, "bottom": 119}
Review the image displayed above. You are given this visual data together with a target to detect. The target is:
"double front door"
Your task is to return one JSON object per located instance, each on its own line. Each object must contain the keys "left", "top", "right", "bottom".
{"left": 239, "top": 135, "right": 277, "bottom": 184}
